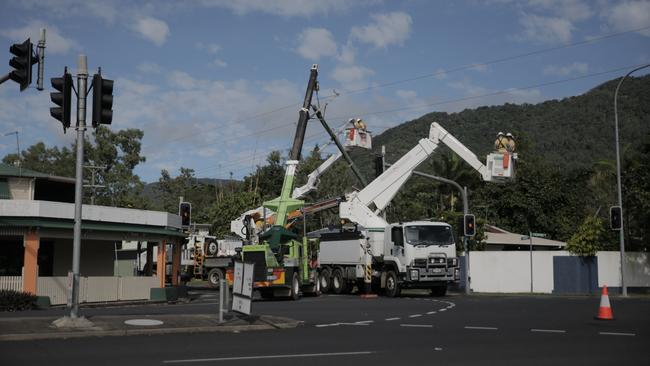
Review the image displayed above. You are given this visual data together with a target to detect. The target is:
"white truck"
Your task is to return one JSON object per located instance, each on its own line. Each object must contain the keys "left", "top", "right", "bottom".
{"left": 317, "top": 122, "right": 515, "bottom": 297}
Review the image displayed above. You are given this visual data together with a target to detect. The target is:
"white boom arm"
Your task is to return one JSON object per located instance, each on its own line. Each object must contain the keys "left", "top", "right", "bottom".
{"left": 230, "top": 151, "right": 344, "bottom": 239}
{"left": 340, "top": 122, "right": 498, "bottom": 229}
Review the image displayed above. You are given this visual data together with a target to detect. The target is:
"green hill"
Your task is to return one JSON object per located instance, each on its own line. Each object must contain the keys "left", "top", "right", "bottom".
{"left": 366, "top": 75, "right": 650, "bottom": 170}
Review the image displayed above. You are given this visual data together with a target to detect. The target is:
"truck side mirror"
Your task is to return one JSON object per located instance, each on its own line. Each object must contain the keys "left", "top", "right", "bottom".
{"left": 391, "top": 227, "right": 403, "bottom": 246}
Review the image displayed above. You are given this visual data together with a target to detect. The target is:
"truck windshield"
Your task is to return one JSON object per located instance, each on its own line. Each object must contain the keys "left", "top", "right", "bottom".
{"left": 405, "top": 225, "right": 454, "bottom": 246}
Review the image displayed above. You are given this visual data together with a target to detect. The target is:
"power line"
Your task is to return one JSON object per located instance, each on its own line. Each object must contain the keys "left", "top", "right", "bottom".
{"left": 140, "top": 24, "right": 650, "bottom": 154}
{"left": 320, "top": 24, "right": 650, "bottom": 99}
{"left": 183, "top": 61, "right": 650, "bottom": 178}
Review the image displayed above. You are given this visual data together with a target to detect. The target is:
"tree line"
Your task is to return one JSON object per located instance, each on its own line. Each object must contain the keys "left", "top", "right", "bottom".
{"left": 3, "top": 75, "right": 649, "bottom": 253}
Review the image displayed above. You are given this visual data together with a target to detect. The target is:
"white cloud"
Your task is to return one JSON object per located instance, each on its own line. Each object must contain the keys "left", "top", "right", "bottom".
{"left": 527, "top": 0, "right": 593, "bottom": 21}
{"left": 351, "top": 12, "right": 413, "bottom": 48}
{"left": 396, "top": 89, "right": 417, "bottom": 100}
{"left": 15, "top": 0, "right": 119, "bottom": 24}
{"left": 137, "top": 62, "right": 163, "bottom": 74}
{"left": 134, "top": 17, "right": 170, "bottom": 46}
{"left": 337, "top": 41, "right": 357, "bottom": 64}
{"left": 1, "top": 21, "right": 79, "bottom": 54}
{"left": 469, "top": 63, "right": 489, "bottom": 72}
{"left": 197, "top": 42, "right": 222, "bottom": 54}
{"left": 331, "top": 65, "right": 375, "bottom": 84}
{"left": 433, "top": 68, "right": 448, "bottom": 80}
{"left": 517, "top": 13, "right": 574, "bottom": 44}
{"left": 196, "top": 0, "right": 353, "bottom": 17}
{"left": 213, "top": 58, "right": 228, "bottom": 67}
{"left": 543, "top": 62, "right": 589, "bottom": 76}
{"left": 605, "top": 0, "right": 650, "bottom": 37}
{"left": 296, "top": 28, "right": 338, "bottom": 60}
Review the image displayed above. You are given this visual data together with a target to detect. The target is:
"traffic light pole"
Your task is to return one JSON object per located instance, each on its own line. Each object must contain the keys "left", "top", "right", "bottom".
{"left": 70, "top": 55, "right": 88, "bottom": 319}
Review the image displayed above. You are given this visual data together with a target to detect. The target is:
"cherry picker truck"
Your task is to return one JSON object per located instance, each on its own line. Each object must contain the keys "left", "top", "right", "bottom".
{"left": 232, "top": 64, "right": 368, "bottom": 299}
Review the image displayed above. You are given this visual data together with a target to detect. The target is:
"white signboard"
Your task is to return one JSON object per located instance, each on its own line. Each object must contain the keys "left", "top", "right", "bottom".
{"left": 232, "top": 261, "right": 254, "bottom": 315}
{"left": 233, "top": 262, "right": 244, "bottom": 294}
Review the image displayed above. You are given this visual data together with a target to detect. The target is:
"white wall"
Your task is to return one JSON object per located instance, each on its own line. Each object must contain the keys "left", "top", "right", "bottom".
{"left": 597, "top": 251, "right": 650, "bottom": 287}
{"left": 469, "top": 251, "right": 650, "bottom": 293}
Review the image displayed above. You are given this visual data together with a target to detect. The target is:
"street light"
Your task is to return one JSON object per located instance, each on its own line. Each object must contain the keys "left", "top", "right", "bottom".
{"left": 613, "top": 63, "right": 650, "bottom": 297}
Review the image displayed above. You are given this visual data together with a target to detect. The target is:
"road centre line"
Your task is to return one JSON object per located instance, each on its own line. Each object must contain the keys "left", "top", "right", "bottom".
{"left": 531, "top": 329, "right": 566, "bottom": 333}
{"left": 439, "top": 309, "right": 447, "bottom": 312}
{"left": 409, "top": 314, "right": 422, "bottom": 318}
{"left": 385, "top": 317, "right": 400, "bottom": 321}
{"left": 426, "top": 311, "right": 437, "bottom": 314}
{"left": 464, "top": 326, "right": 498, "bottom": 330}
{"left": 163, "top": 351, "right": 376, "bottom": 363}
{"left": 599, "top": 332, "right": 635, "bottom": 337}
{"left": 400, "top": 324, "right": 433, "bottom": 328}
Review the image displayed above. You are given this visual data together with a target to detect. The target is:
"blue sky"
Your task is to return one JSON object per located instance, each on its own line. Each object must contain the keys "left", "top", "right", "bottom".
{"left": 1, "top": 0, "right": 649, "bottom": 183}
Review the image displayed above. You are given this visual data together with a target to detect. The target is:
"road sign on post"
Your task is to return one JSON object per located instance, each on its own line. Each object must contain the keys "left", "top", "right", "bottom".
{"left": 232, "top": 261, "right": 254, "bottom": 315}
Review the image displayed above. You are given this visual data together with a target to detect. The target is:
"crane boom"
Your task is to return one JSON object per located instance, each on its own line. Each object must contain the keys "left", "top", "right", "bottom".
{"left": 340, "top": 122, "right": 513, "bottom": 229}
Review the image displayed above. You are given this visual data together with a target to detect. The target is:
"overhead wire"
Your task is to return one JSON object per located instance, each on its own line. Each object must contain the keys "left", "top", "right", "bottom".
{"left": 141, "top": 24, "right": 650, "bottom": 155}
{"left": 187, "top": 61, "right": 650, "bottom": 178}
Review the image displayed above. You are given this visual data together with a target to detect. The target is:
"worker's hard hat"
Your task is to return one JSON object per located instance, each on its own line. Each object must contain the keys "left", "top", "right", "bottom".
{"left": 506, "top": 133, "right": 514, "bottom": 138}
{"left": 497, "top": 131, "right": 504, "bottom": 136}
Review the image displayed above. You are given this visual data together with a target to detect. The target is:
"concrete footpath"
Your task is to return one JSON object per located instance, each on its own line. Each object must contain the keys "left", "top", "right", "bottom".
{"left": 0, "top": 313, "right": 302, "bottom": 341}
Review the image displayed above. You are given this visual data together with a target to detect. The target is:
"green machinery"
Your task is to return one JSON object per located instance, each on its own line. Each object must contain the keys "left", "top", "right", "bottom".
{"left": 240, "top": 65, "right": 322, "bottom": 300}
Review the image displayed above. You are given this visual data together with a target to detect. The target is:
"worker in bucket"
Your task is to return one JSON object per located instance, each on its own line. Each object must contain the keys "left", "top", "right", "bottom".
{"left": 494, "top": 132, "right": 508, "bottom": 153}
{"left": 505, "top": 133, "right": 516, "bottom": 153}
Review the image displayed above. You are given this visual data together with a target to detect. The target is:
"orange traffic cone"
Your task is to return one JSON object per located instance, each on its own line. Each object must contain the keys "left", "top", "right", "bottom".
{"left": 595, "top": 286, "right": 614, "bottom": 320}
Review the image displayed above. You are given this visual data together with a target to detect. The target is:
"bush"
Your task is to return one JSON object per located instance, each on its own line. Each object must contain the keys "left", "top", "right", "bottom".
{"left": 0, "top": 289, "right": 37, "bottom": 312}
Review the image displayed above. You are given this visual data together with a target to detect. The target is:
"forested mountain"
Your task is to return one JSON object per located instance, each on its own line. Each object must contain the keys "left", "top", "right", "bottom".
{"left": 368, "top": 75, "right": 650, "bottom": 172}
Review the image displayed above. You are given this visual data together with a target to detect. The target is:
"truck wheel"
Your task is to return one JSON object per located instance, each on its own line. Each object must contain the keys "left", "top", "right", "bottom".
{"left": 290, "top": 272, "right": 301, "bottom": 300}
{"left": 207, "top": 268, "right": 224, "bottom": 289}
{"left": 385, "top": 270, "right": 401, "bottom": 297}
{"left": 331, "top": 268, "right": 347, "bottom": 294}
{"left": 430, "top": 285, "right": 447, "bottom": 297}
{"left": 320, "top": 268, "right": 331, "bottom": 294}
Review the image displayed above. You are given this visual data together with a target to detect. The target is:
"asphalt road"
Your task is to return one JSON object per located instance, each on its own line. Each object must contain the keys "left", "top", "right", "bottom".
{"left": 1, "top": 292, "right": 648, "bottom": 366}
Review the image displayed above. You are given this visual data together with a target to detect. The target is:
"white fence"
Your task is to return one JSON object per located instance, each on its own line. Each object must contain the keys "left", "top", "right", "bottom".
{"left": 468, "top": 251, "right": 650, "bottom": 293}
{"left": 0, "top": 276, "right": 23, "bottom": 291}
{"left": 35, "top": 276, "right": 159, "bottom": 305}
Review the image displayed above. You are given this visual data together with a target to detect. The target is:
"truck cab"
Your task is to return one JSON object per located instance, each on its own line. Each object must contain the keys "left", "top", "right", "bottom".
{"left": 388, "top": 221, "right": 460, "bottom": 295}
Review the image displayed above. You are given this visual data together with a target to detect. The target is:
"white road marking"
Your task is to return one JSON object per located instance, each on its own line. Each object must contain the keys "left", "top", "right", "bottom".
{"left": 439, "top": 309, "right": 447, "bottom": 312}
{"left": 315, "top": 323, "right": 339, "bottom": 328}
{"left": 599, "top": 332, "right": 635, "bottom": 337}
{"left": 464, "top": 326, "right": 498, "bottom": 330}
{"left": 409, "top": 314, "right": 422, "bottom": 318}
{"left": 531, "top": 329, "right": 566, "bottom": 333}
{"left": 385, "top": 317, "right": 400, "bottom": 321}
{"left": 426, "top": 311, "right": 437, "bottom": 315}
{"left": 400, "top": 324, "right": 433, "bottom": 328}
{"left": 163, "top": 351, "right": 375, "bottom": 363}
{"left": 355, "top": 320, "right": 374, "bottom": 324}
{"left": 434, "top": 347, "right": 443, "bottom": 351}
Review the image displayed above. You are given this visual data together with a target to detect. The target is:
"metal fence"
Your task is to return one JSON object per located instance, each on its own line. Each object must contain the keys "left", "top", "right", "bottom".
{"left": 35, "top": 276, "right": 160, "bottom": 305}
{"left": 0, "top": 276, "right": 23, "bottom": 292}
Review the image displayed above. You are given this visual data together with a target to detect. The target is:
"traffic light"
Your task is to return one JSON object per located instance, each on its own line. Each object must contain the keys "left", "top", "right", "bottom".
{"left": 463, "top": 214, "right": 476, "bottom": 237}
{"left": 91, "top": 74, "right": 113, "bottom": 127}
{"left": 610, "top": 206, "right": 622, "bottom": 231}
{"left": 50, "top": 72, "right": 72, "bottom": 131}
{"left": 179, "top": 202, "right": 191, "bottom": 227}
{"left": 8, "top": 38, "right": 36, "bottom": 91}
{"left": 374, "top": 153, "right": 384, "bottom": 178}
